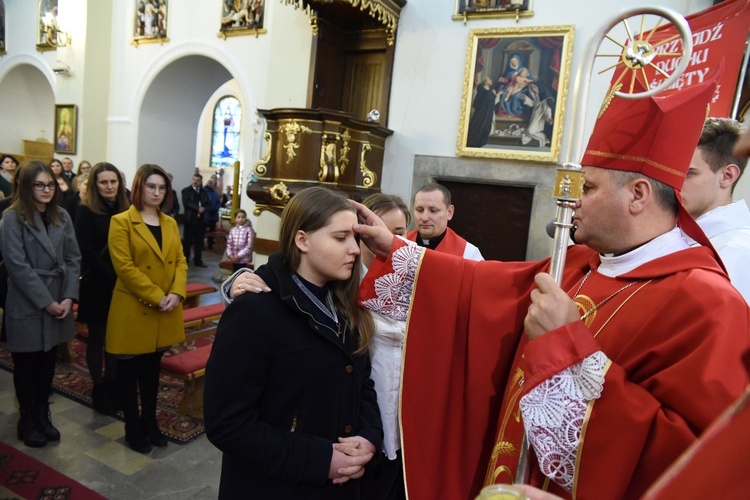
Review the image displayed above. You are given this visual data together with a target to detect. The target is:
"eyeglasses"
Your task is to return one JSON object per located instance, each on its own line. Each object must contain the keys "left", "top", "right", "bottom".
{"left": 145, "top": 184, "right": 167, "bottom": 193}
{"left": 33, "top": 182, "right": 57, "bottom": 191}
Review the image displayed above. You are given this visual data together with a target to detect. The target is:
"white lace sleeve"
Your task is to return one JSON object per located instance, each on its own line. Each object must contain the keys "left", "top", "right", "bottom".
{"left": 361, "top": 244, "right": 423, "bottom": 321}
{"left": 518, "top": 351, "right": 608, "bottom": 492}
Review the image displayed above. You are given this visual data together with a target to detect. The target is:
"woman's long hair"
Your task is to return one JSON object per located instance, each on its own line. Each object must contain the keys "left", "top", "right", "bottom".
{"left": 279, "top": 186, "right": 374, "bottom": 352}
{"left": 130, "top": 164, "right": 172, "bottom": 211}
{"left": 83, "top": 162, "right": 129, "bottom": 215}
{"left": 8, "top": 161, "right": 63, "bottom": 228}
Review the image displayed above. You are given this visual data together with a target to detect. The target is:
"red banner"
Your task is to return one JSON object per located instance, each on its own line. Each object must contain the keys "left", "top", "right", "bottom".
{"left": 609, "top": 0, "right": 750, "bottom": 117}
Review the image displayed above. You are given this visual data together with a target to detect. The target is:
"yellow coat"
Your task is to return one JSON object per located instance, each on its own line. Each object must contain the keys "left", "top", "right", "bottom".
{"left": 106, "top": 205, "right": 187, "bottom": 355}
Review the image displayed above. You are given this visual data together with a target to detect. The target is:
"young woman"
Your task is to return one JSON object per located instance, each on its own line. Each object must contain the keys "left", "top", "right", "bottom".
{"left": 0, "top": 154, "right": 18, "bottom": 198}
{"left": 50, "top": 158, "right": 77, "bottom": 218}
{"left": 223, "top": 192, "right": 411, "bottom": 499}
{"left": 0, "top": 161, "right": 81, "bottom": 448}
{"left": 75, "top": 162, "right": 129, "bottom": 415}
{"left": 205, "top": 186, "right": 383, "bottom": 499}
{"left": 77, "top": 160, "right": 92, "bottom": 177}
{"left": 106, "top": 164, "right": 187, "bottom": 453}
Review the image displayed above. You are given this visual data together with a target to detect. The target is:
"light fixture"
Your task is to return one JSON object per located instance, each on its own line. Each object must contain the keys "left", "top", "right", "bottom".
{"left": 42, "top": 12, "right": 72, "bottom": 47}
{"left": 367, "top": 109, "right": 380, "bottom": 123}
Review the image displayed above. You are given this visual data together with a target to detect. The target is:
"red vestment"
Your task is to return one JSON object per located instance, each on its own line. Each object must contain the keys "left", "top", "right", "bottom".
{"left": 359, "top": 240, "right": 750, "bottom": 499}
{"left": 407, "top": 227, "right": 467, "bottom": 256}
{"left": 643, "top": 350, "right": 750, "bottom": 499}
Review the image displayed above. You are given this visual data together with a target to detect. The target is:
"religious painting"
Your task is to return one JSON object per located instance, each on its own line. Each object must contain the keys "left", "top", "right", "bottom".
{"left": 131, "top": 0, "right": 169, "bottom": 46}
{"left": 54, "top": 104, "right": 77, "bottom": 154}
{"left": 219, "top": 0, "right": 267, "bottom": 38}
{"left": 36, "top": 0, "right": 58, "bottom": 51}
{"left": 453, "top": 0, "right": 533, "bottom": 22}
{"left": 456, "top": 25, "right": 574, "bottom": 163}
{"left": 0, "top": 0, "right": 6, "bottom": 55}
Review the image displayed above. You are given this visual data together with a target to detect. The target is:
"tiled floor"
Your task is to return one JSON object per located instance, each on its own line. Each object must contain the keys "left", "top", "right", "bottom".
{"left": 0, "top": 250, "right": 229, "bottom": 499}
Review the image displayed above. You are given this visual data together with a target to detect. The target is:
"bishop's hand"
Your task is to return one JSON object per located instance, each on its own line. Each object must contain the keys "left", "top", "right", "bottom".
{"left": 524, "top": 273, "right": 579, "bottom": 340}
{"left": 350, "top": 200, "right": 395, "bottom": 259}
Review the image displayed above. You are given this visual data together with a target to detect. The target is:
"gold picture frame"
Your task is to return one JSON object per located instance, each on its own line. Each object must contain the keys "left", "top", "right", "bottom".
{"left": 453, "top": 0, "right": 534, "bottom": 23}
{"left": 131, "top": 0, "right": 169, "bottom": 47}
{"left": 54, "top": 104, "right": 77, "bottom": 154}
{"left": 218, "top": 0, "right": 267, "bottom": 39}
{"left": 36, "top": 0, "right": 58, "bottom": 52}
{"left": 456, "top": 25, "right": 574, "bottom": 163}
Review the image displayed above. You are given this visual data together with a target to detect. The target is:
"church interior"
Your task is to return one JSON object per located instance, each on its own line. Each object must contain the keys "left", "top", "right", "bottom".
{"left": 0, "top": 0, "right": 749, "bottom": 498}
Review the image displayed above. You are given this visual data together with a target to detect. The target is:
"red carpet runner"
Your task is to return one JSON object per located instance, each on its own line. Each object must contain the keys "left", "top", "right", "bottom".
{"left": 0, "top": 440, "right": 105, "bottom": 499}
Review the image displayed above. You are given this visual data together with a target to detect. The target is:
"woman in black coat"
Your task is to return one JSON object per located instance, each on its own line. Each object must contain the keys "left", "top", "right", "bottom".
{"left": 74, "top": 162, "right": 129, "bottom": 414}
{"left": 205, "top": 187, "right": 383, "bottom": 499}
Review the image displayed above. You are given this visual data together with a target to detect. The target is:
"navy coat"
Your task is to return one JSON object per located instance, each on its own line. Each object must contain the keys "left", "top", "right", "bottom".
{"left": 205, "top": 253, "right": 383, "bottom": 499}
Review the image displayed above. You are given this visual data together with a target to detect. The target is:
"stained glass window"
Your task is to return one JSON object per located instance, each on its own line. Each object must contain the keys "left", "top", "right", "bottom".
{"left": 211, "top": 96, "right": 242, "bottom": 168}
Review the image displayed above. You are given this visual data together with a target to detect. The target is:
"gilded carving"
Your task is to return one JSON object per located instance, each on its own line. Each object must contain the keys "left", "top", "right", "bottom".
{"left": 269, "top": 182, "right": 291, "bottom": 203}
{"left": 253, "top": 132, "right": 273, "bottom": 177}
{"left": 339, "top": 128, "right": 351, "bottom": 175}
{"left": 279, "top": 120, "right": 313, "bottom": 164}
{"left": 359, "top": 143, "right": 377, "bottom": 187}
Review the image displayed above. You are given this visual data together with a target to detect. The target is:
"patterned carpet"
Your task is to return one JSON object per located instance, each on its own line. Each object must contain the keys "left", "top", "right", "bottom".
{"left": 0, "top": 440, "right": 105, "bottom": 499}
{"left": 0, "top": 337, "right": 213, "bottom": 444}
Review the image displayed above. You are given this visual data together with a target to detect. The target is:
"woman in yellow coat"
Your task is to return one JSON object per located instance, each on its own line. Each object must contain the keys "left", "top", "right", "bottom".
{"left": 106, "top": 164, "right": 187, "bottom": 453}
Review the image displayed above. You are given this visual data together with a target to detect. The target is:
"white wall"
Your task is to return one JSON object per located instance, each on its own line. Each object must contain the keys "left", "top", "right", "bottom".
{"left": 381, "top": 0, "right": 714, "bottom": 203}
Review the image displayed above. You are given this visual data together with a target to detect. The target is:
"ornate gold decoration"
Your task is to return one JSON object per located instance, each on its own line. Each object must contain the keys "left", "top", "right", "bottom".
{"left": 310, "top": 12, "right": 319, "bottom": 36}
{"left": 598, "top": 83, "right": 623, "bottom": 119}
{"left": 359, "top": 143, "right": 377, "bottom": 187}
{"left": 553, "top": 169, "right": 584, "bottom": 200}
{"left": 269, "top": 182, "right": 291, "bottom": 203}
{"left": 280, "top": 0, "right": 401, "bottom": 45}
{"left": 279, "top": 120, "right": 313, "bottom": 164}
{"left": 339, "top": 128, "right": 351, "bottom": 175}
{"left": 253, "top": 132, "right": 273, "bottom": 177}
{"left": 319, "top": 133, "right": 339, "bottom": 182}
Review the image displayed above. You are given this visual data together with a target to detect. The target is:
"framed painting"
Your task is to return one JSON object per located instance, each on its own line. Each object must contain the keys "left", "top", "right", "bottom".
{"left": 219, "top": 0, "right": 267, "bottom": 39}
{"left": 36, "top": 0, "right": 58, "bottom": 51}
{"left": 54, "top": 104, "right": 77, "bottom": 154}
{"left": 456, "top": 25, "right": 574, "bottom": 163}
{"left": 453, "top": 0, "right": 533, "bottom": 22}
{"left": 0, "top": 0, "right": 6, "bottom": 55}
{"left": 131, "top": 0, "right": 169, "bottom": 46}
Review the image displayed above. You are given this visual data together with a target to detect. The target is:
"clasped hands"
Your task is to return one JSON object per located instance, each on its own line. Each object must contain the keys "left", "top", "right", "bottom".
{"left": 329, "top": 436, "right": 376, "bottom": 485}
{"left": 158, "top": 293, "right": 181, "bottom": 312}
{"left": 44, "top": 298, "right": 73, "bottom": 319}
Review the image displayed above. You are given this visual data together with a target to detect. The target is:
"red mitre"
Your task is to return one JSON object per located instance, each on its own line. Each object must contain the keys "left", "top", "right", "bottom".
{"left": 581, "top": 68, "right": 727, "bottom": 271}
{"left": 582, "top": 75, "right": 716, "bottom": 191}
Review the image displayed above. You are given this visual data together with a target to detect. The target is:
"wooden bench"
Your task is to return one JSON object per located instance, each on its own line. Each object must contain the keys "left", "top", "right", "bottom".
{"left": 160, "top": 343, "right": 213, "bottom": 417}
{"left": 183, "top": 282, "right": 218, "bottom": 309}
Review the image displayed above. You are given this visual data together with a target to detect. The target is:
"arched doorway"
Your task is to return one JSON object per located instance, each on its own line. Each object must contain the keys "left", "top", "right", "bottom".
{"left": 0, "top": 63, "right": 54, "bottom": 156}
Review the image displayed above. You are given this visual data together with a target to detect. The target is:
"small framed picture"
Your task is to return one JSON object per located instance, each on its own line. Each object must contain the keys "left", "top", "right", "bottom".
{"left": 0, "top": 0, "right": 7, "bottom": 55}
{"left": 219, "top": 0, "right": 267, "bottom": 39}
{"left": 54, "top": 104, "right": 77, "bottom": 154}
{"left": 453, "top": 0, "right": 534, "bottom": 22}
{"left": 132, "top": 0, "right": 169, "bottom": 46}
{"left": 456, "top": 25, "right": 575, "bottom": 163}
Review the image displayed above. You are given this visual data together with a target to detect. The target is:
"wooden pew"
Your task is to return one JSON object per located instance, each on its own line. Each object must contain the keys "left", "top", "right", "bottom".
{"left": 183, "top": 282, "right": 218, "bottom": 309}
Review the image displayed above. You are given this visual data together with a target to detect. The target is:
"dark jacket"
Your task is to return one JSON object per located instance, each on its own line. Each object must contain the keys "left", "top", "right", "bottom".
{"left": 205, "top": 253, "right": 383, "bottom": 500}
{"left": 204, "top": 186, "right": 221, "bottom": 224}
{"left": 75, "top": 203, "right": 119, "bottom": 324}
{"left": 181, "top": 185, "right": 209, "bottom": 225}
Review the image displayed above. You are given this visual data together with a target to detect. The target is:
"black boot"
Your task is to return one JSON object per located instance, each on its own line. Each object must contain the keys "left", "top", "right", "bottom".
{"left": 35, "top": 401, "right": 61, "bottom": 441}
{"left": 17, "top": 408, "right": 47, "bottom": 448}
{"left": 92, "top": 384, "right": 116, "bottom": 416}
{"left": 118, "top": 356, "right": 151, "bottom": 454}
{"left": 139, "top": 352, "right": 167, "bottom": 447}
{"left": 141, "top": 416, "right": 168, "bottom": 447}
{"left": 125, "top": 422, "right": 152, "bottom": 454}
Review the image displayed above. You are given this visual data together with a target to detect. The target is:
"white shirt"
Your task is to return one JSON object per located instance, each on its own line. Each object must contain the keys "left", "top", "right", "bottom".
{"left": 690, "top": 200, "right": 750, "bottom": 303}
{"left": 362, "top": 262, "right": 405, "bottom": 460}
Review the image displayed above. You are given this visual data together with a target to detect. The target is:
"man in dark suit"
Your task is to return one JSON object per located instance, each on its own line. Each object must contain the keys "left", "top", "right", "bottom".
{"left": 181, "top": 173, "right": 210, "bottom": 267}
